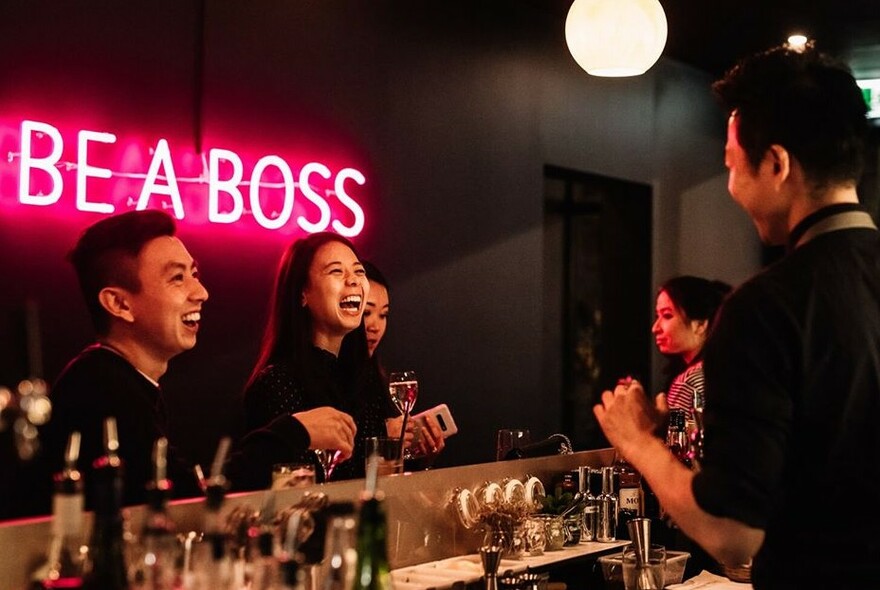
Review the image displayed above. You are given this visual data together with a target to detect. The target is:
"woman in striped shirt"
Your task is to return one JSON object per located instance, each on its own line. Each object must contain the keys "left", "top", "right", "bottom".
{"left": 652, "top": 276, "right": 731, "bottom": 414}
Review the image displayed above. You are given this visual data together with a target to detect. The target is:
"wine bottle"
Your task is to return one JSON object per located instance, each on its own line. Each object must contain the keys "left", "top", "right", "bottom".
{"left": 137, "top": 438, "right": 177, "bottom": 589}
{"left": 30, "top": 432, "right": 86, "bottom": 589}
{"left": 690, "top": 390, "right": 705, "bottom": 470}
{"left": 187, "top": 438, "right": 232, "bottom": 590}
{"left": 351, "top": 450, "right": 392, "bottom": 589}
{"left": 666, "top": 409, "right": 692, "bottom": 468}
{"left": 613, "top": 453, "right": 642, "bottom": 539}
{"left": 82, "top": 417, "right": 129, "bottom": 590}
{"left": 247, "top": 492, "right": 279, "bottom": 590}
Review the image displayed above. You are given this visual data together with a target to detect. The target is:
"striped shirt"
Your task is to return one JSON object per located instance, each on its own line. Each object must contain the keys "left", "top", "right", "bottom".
{"left": 666, "top": 361, "right": 705, "bottom": 413}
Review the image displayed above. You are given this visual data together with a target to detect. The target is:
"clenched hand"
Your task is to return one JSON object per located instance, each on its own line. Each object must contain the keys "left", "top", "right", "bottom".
{"left": 294, "top": 407, "right": 357, "bottom": 459}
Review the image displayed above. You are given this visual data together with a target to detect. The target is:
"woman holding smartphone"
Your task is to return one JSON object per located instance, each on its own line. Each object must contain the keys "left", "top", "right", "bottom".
{"left": 362, "top": 260, "right": 446, "bottom": 459}
{"left": 244, "top": 233, "right": 403, "bottom": 481}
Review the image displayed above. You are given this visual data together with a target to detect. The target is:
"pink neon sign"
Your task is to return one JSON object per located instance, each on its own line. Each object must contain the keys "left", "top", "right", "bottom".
{"left": 5, "top": 119, "right": 366, "bottom": 236}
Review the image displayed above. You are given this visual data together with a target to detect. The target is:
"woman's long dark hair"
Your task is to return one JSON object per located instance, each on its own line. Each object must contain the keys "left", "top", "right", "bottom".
{"left": 658, "top": 275, "right": 732, "bottom": 387}
{"left": 246, "top": 232, "right": 369, "bottom": 392}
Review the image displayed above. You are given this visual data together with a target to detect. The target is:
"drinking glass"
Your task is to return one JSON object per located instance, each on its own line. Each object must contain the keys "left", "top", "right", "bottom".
{"left": 388, "top": 370, "right": 419, "bottom": 414}
{"left": 271, "top": 463, "right": 316, "bottom": 489}
{"left": 313, "top": 449, "right": 343, "bottom": 482}
{"left": 388, "top": 370, "right": 418, "bottom": 459}
{"left": 495, "top": 428, "right": 530, "bottom": 460}
{"left": 622, "top": 544, "right": 666, "bottom": 590}
{"left": 365, "top": 436, "right": 404, "bottom": 476}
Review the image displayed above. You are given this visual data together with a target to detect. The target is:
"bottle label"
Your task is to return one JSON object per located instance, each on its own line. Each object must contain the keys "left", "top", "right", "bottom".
{"left": 52, "top": 494, "right": 84, "bottom": 537}
{"left": 619, "top": 487, "right": 641, "bottom": 513}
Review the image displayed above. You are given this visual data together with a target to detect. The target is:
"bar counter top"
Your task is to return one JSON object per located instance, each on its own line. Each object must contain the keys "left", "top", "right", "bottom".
{"left": 0, "top": 448, "right": 616, "bottom": 589}
{"left": 392, "top": 540, "right": 629, "bottom": 589}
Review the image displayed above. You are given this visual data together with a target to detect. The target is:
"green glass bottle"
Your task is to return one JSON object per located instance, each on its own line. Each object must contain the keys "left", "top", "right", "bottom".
{"left": 351, "top": 453, "right": 392, "bottom": 590}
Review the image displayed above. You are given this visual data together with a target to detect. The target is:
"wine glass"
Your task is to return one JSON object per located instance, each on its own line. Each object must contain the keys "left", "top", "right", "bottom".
{"left": 313, "top": 449, "right": 343, "bottom": 483}
{"left": 388, "top": 370, "right": 419, "bottom": 414}
{"left": 388, "top": 370, "right": 418, "bottom": 459}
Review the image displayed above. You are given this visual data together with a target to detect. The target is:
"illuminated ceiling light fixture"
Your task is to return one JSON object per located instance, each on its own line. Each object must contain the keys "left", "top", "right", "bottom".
{"left": 565, "top": 0, "right": 668, "bottom": 77}
{"left": 786, "top": 33, "right": 810, "bottom": 52}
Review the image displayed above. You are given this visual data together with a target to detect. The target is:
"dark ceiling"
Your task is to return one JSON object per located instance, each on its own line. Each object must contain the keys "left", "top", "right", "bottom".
{"left": 660, "top": 0, "right": 880, "bottom": 77}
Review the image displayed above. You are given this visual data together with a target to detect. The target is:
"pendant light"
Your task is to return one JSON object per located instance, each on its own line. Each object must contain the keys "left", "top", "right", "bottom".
{"left": 565, "top": 0, "right": 668, "bottom": 77}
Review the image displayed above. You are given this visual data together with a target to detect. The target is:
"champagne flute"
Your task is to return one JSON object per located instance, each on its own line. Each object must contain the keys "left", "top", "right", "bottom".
{"left": 388, "top": 370, "right": 419, "bottom": 459}
{"left": 313, "top": 449, "right": 343, "bottom": 483}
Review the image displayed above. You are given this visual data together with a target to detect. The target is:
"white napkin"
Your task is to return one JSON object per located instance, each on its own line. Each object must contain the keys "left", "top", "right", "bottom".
{"left": 666, "top": 570, "right": 754, "bottom": 589}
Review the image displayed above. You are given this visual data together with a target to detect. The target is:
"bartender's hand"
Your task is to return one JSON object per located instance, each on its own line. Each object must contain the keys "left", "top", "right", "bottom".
{"left": 294, "top": 407, "right": 357, "bottom": 459}
{"left": 593, "top": 378, "right": 664, "bottom": 461}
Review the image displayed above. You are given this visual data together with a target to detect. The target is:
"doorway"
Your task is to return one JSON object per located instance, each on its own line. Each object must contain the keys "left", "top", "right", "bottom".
{"left": 543, "top": 165, "right": 652, "bottom": 450}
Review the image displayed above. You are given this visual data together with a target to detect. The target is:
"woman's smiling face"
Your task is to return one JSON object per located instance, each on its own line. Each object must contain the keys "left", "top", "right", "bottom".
{"left": 301, "top": 240, "right": 369, "bottom": 344}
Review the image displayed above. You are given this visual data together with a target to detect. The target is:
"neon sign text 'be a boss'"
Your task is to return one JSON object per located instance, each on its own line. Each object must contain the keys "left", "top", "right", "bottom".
{"left": 15, "top": 119, "right": 366, "bottom": 236}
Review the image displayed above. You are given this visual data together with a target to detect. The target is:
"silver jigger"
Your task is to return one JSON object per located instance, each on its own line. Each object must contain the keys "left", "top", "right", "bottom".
{"left": 627, "top": 518, "right": 652, "bottom": 563}
{"left": 627, "top": 518, "right": 660, "bottom": 590}
{"left": 479, "top": 544, "right": 502, "bottom": 590}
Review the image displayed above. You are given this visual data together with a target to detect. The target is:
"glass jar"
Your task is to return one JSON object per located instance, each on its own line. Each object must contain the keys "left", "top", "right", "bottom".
{"left": 563, "top": 514, "right": 581, "bottom": 545}
{"left": 535, "top": 515, "right": 565, "bottom": 551}
{"left": 524, "top": 516, "right": 547, "bottom": 556}
{"left": 482, "top": 523, "right": 526, "bottom": 560}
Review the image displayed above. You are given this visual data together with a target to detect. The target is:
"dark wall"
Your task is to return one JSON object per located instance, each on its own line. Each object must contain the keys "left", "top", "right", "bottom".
{"left": 0, "top": 1, "right": 729, "bottom": 471}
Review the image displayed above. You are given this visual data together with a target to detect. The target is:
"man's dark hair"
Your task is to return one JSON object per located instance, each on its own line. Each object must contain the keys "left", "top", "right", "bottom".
{"left": 68, "top": 210, "right": 177, "bottom": 335}
{"left": 712, "top": 45, "right": 869, "bottom": 192}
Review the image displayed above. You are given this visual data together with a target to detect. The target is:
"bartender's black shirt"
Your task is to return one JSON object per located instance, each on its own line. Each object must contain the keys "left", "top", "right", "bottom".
{"left": 694, "top": 204, "right": 880, "bottom": 588}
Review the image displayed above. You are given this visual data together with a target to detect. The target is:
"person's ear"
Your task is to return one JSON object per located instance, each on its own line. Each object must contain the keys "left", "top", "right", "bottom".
{"left": 692, "top": 318, "right": 709, "bottom": 337}
{"left": 300, "top": 291, "right": 308, "bottom": 308}
{"left": 98, "top": 287, "right": 135, "bottom": 323}
{"left": 766, "top": 144, "right": 790, "bottom": 186}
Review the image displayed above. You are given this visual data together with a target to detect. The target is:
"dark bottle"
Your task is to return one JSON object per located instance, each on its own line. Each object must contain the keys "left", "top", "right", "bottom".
{"left": 188, "top": 437, "right": 232, "bottom": 590}
{"left": 690, "top": 390, "right": 705, "bottom": 470}
{"left": 352, "top": 449, "right": 392, "bottom": 589}
{"left": 666, "top": 409, "right": 692, "bottom": 468}
{"left": 82, "top": 417, "right": 129, "bottom": 590}
{"left": 613, "top": 453, "right": 642, "bottom": 539}
{"left": 251, "top": 492, "right": 280, "bottom": 590}
{"left": 138, "top": 438, "right": 177, "bottom": 589}
{"left": 30, "top": 432, "right": 86, "bottom": 589}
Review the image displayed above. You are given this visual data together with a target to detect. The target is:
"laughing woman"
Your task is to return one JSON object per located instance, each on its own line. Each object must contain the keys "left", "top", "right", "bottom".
{"left": 244, "top": 232, "right": 396, "bottom": 481}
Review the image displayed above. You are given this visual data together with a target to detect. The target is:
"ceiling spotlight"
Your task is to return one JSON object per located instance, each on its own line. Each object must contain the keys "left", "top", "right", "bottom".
{"left": 786, "top": 34, "right": 810, "bottom": 52}
{"left": 565, "top": 0, "right": 668, "bottom": 77}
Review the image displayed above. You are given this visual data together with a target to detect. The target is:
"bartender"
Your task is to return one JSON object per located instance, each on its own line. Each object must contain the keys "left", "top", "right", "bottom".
{"left": 595, "top": 45, "right": 880, "bottom": 588}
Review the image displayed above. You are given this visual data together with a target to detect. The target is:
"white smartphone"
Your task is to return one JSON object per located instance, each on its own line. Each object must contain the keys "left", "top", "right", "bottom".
{"left": 414, "top": 403, "right": 458, "bottom": 438}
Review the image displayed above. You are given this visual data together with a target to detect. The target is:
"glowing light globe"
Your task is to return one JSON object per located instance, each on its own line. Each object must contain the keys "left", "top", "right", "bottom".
{"left": 565, "top": 0, "right": 668, "bottom": 77}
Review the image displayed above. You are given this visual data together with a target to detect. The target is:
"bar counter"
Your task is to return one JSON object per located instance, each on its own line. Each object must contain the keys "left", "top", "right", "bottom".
{"left": 0, "top": 448, "right": 617, "bottom": 589}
